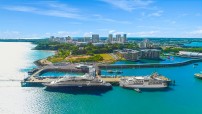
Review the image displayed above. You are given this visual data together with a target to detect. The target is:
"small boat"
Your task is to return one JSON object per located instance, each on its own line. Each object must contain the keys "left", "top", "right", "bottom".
{"left": 194, "top": 73, "right": 202, "bottom": 79}
{"left": 107, "top": 70, "right": 113, "bottom": 73}
{"left": 134, "top": 88, "right": 141, "bottom": 93}
{"left": 115, "top": 70, "right": 123, "bottom": 74}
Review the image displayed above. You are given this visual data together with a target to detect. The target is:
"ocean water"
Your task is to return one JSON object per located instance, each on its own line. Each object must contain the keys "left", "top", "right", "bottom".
{"left": 1, "top": 42, "right": 202, "bottom": 114}
{"left": 184, "top": 42, "right": 202, "bottom": 47}
{"left": 40, "top": 71, "right": 84, "bottom": 77}
{"left": 114, "top": 56, "right": 191, "bottom": 64}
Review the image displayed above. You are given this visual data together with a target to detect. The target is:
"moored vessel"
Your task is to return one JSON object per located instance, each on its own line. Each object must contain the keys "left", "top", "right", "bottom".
{"left": 43, "top": 74, "right": 112, "bottom": 90}
{"left": 119, "top": 72, "right": 170, "bottom": 91}
{"left": 194, "top": 73, "right": 202, "bottom": 79}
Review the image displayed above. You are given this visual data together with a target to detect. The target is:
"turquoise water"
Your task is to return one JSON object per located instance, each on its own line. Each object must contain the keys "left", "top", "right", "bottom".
{"left": 40, "top": 71, "right": 84, "bottom": 77}
{"left": 184, "top": 42, "right": 202, "bottom": 47}
{"left": 114, "top": 56, "right": 191, "bottom": 64}
{"left": 1, "top": 42, "right": 202, "bottom": 114}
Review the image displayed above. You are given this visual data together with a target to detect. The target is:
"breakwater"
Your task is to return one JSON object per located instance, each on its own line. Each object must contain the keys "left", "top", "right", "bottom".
{"left": 98, "top": 59, "right": 202, "bottom": 69}
{"left": 39, "top": 67, "right": 89, "bottom": 76}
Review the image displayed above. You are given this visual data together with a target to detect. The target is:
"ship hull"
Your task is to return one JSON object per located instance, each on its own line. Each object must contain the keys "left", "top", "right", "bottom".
{"left": 43, "top": 83, "right": 112, "bottom": 91}
{"left": 120, "top": 83, "right": 168, "bottom": 90}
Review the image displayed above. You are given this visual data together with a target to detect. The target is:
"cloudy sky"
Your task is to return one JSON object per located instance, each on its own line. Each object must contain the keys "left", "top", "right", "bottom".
{"left": 0, "top": 0, "right": 202, "bottom": 38}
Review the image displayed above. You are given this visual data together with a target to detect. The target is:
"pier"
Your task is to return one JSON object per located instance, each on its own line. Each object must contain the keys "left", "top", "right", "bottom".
{"left": 21, "top": 58, "right": 200, "bottom": 87}
{"left": 21, "top": 64, "right": 90, "bottom": 87}
{"left": 100, "top": 76, "right": 121, "bottom": 85}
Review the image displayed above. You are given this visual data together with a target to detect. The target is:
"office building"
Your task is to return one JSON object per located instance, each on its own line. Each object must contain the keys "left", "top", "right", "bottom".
{"left": 92, "top": 34, "right": 99, "bottom": 43}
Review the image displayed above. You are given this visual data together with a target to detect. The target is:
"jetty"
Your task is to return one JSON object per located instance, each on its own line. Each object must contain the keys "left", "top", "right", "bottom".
{"left": 21, "top": 64, "right": 90, "bottom": 87}
{"left": 20, "top": 59, "right": 202, "bottom": 87}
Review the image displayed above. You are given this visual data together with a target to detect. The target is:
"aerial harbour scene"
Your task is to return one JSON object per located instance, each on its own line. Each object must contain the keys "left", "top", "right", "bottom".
{"left": 1, "top": 0, "right": 202, "bottom": 114}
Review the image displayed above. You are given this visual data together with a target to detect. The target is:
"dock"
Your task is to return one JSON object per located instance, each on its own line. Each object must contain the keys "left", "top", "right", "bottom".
{"left": 22, "top": 62, "right": 173, "bottom": 87}
{"left": 100, "top": 76, "right": 121, "bottom": 85}
{"left": 21, "top": 64, "right": 90, "bottom": 87}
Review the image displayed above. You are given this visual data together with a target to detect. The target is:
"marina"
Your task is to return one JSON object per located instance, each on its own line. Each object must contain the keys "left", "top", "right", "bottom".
{"left": 2, "top": 42, "right": 202, "bottom": 114}
{"left": 22, "top": 62, "right": 172, "bottom": 92}
{"left": 21, "top": 58, "right": 200, "bottom": 88}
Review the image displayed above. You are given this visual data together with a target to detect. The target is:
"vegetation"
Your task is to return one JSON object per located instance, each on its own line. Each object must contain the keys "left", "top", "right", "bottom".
{"left": 97, "top": 53, "right": 116, "bottom": 63}
{"left": 67, "top": 55, "right": 103, "bottom": 63}
{"left": 47, "top": 56, "right": 64, "bottom": 63}
{"left": 34, "top": 41, "right": 76, "bottom": 50}
{"left": 35, "top": 40, "right": 138, "bottom": 63}
{"left": 34, "top": 40, "right": 139, "bottom": 55}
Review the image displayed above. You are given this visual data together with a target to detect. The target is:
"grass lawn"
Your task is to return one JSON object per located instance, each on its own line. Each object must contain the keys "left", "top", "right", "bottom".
{"left": 98, "top": 53, "right": 115, "bottom": 62}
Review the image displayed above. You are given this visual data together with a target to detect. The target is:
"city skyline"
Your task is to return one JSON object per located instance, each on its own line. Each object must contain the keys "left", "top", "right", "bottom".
{"left": 0, "top": 0, "right": 202, "bottom": 38}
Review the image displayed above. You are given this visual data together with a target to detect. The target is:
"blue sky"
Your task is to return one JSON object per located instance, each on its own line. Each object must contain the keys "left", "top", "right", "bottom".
{"left": 0, "top": 0, "right": 202, "bottom": 38}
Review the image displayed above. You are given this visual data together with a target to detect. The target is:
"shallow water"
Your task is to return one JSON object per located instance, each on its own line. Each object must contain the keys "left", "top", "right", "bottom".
{"left": 0, "top": 42, "right": 202, "bottom": 114}
{"left": 184, "top": 42, "right": 202, "bottom": 47}
{"left": 40, "top": 71, "right": 84, "bottom": 77}
{"left": 114, "top": 56, "right": 191, "bottom": 64}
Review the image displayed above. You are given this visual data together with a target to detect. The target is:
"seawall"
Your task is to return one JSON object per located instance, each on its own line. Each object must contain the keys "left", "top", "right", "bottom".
{"left": 98, "top": 59, "right": 202, "bottom": 69}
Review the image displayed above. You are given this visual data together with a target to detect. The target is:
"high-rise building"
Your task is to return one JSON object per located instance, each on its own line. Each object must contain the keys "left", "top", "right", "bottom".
{"left": 116, "top": 34, "right": 121, "bottom": 43}
{"left": 78, "top": 38, "right": 84, "bottom": 42}
{"left": 65, "top": 36, "right": 71, "bottom": 40}
{"left": 92, "top": 34, "right": 99, "bottom": 43}
{"left": 139, "top": 39, "right": 152, "bottom": 48}
{"left": 108, "top": 34, "right": 113, "bottom": 43}
{"left": 122, "top": 34, "right": 127, "bottom": 43}
{"left": 84, "top": 37, "right": 91, "bottom": 43}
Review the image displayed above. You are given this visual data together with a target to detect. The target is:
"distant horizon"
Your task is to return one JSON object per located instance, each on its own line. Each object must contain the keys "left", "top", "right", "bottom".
{"left": 1, "top": 36, "right": 202, "bottom": 40}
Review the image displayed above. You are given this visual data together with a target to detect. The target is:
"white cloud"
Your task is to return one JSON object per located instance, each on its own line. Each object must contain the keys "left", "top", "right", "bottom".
{"left": 128, "top": 31, "right": 159, "bottom": 37}
{"left": 2, "top": 1, "right": 84, "bottom": 19}
{"left": 182, "top": 29, "right": 202, "bottom": 38}
{"left": 54, "top": 31, "right": 80, "bottom": 37}
{"left": 2, "top": 1, "right": 131, "bottom": 23}
{"left": 3, "top": 6, "right": 37, "bottom": 12}
{"left": 0, "top": 31, "right": 81, "bottom": 39}
{"left": 93, "top": 14, "right": 131, "bottom": 24}
{"left": 148, "top": 10, "right": 163, "bottom": 17}
{"left": 83, "top": 32, "right": 93, "bottom": 37}
{"left": 0, "top": 31, "right": 21, "bottom": 39}
{"left": 107, "top": 30, "right": 126, "bottom": 35}
{"left": 189, "top": 29, "right": 202, "bottom": 35}
{"left": 109, "top": 30, "right": 116, "bottom": 34}
{"left": 101, "top": 0, "right": 153, "bottom": 12}
{"left": 41, "top": 1, "right": 79, "bottom": 13}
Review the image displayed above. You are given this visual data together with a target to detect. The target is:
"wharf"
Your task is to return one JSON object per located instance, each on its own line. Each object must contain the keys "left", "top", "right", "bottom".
{"left": 22, "top": 63, "right": 172, "bottom": 87}
{"left": 21, "top": 64, "right": 89, "bottom": 87}
{"left": 100, "top": 76, "right": 121, "bottom": 85}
